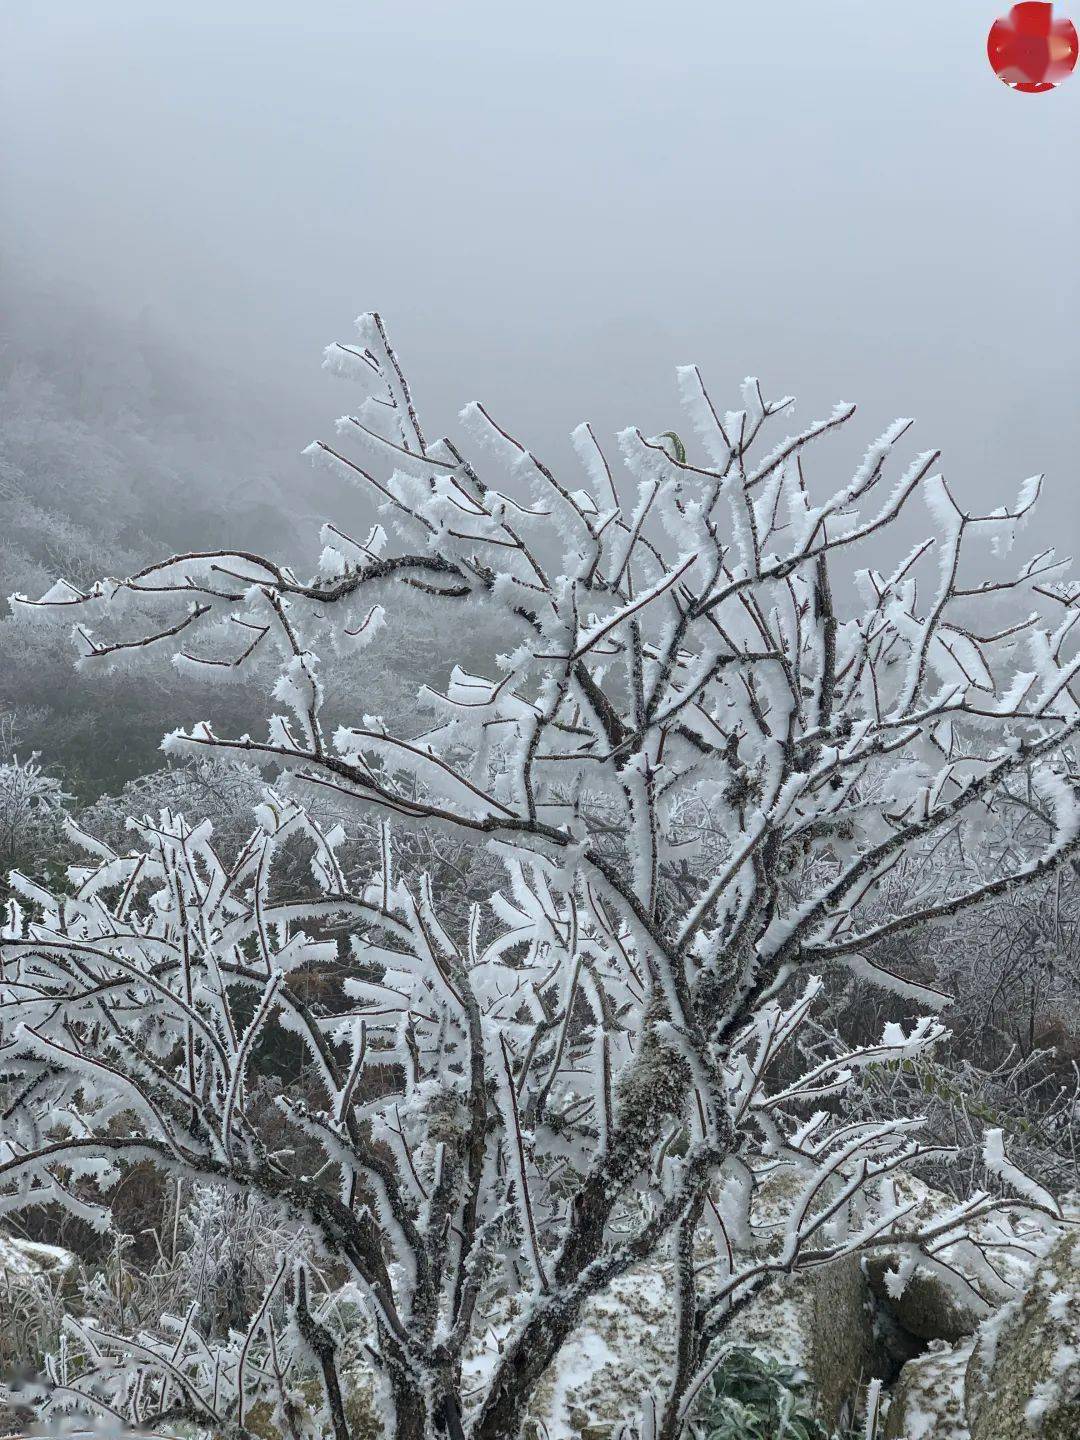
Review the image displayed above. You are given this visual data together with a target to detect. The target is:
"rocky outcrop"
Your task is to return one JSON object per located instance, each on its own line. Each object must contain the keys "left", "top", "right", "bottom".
{"left": 863, "top": 1175, "right": 1040, "bottom": 1347}
{"left": 965, "top": 1228, "right": 1080, "bottom": 1440}
{"left": 878, "top": 1213, "right": 1080, "bottom": 1440}
{"left": 173, "top": 1189, "right": 1080, "bottom": 1440}
{"left": 726, "top": 1254, "right": 879, "bottom": 1434}
{"left": 498, "top": 1171, "right": 1012, "bottom": 1436}
{"left": 337, "top": 1275, "right": 677, "bottom": 1440}
{"left": 450, "top": 1241, "right": 878, "bottom": 1440}
{"left": 519, "top": 1267, "right": 674, "bottom": 1440}
{"left": 882, "top": 1337, "right": 972, "bottom": 1440}
{"left": 274, "top": 1250, "right": 913, "bottom": 1440}
{"left": 864, "top": 1253, "right": 984, "bottom": 1347}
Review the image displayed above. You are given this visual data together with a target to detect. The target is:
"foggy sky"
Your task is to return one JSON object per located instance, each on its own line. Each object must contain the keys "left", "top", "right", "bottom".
{"left": 2, "top": 0, "right": 1077, "bottom": 560}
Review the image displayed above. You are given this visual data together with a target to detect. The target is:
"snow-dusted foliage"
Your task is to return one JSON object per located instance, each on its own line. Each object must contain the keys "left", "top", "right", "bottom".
{"left": 2, "top": 316, "right": 1078, "bottom": 1439}
{"left": 0, "top": 751, "right": 71, "bottom": 874}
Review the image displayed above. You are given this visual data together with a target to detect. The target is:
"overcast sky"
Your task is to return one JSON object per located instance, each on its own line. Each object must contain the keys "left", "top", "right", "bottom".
{"left": 2, "top": 0, "right": 1077, "bottom": 556}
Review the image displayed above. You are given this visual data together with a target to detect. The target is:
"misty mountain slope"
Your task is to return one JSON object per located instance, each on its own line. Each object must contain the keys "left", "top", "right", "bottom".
{"left": 0, "top": 287, "right": 314, "bottom": 794}
{"left": 0, "top": 286, "right": 305, "bottom": 578}
{"left": 0, "top": 285, "right": 516, "bottom": 797}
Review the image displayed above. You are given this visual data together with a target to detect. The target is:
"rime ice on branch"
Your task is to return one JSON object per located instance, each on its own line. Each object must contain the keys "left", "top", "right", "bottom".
{"left": 2, "top": 315, "right": 1077, "bottom": 1440}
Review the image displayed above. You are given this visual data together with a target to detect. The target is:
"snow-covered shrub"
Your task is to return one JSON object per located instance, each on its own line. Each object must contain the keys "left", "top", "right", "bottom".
{"left": 852, "top": 771, "right": 1080, "bottom": 1071}
{"left": 798, "top": 778, "right": 1080, "bottom": 1201}
{"left": 0, "top": 752, "right": 70, "bottom": 878}
{"left": 2, "top": 314, "right": 1078, "bottom": 1439}
{"left": 174, "top": 1181, "right": 309, "bottom": 1338}
{"left": 79, "top": 757, "right": 269, "bottom": 861}
{"left": 822, "top": 1039, "right": 1080, "bottom": 1199}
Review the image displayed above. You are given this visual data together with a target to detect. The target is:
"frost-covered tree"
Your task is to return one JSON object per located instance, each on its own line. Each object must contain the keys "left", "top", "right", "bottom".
{"left": 0, "top": 751, "right": 70, "bottom": 877}
{"left": 2, "top": 315, "right": 1078, "bottom": 1439}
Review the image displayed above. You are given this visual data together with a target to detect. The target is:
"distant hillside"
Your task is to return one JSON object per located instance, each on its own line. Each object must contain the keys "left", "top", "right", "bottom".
{"left": 0, "top": 283, "right": 310, "bottom": 795}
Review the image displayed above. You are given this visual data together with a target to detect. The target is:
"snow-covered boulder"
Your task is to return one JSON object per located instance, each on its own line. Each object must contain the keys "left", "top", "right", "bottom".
{"left": 865, "top": 1250, "right": 983, "bottom": 1346}
{"left": 725, "top": 1253, "right": 878, "bottom": 1433}
{"left": 452, "top": 1165, "right": 884, "bottom": 1438}
{"left": 324, "top": 1177, "right": 1070, "bottom": 1440}
{"left": 875, "top": 1193, "right": 1074, "bottom": 1440}
{"left": 703, "top": 1166, "right": 883, "bottom": 1431}
{"left": 882, "top": 1337, "right": 973, "bottom": 1440}
{"left": 341, "top": 1274, "right": 675, "bottom": 1440}
{"left": 863, "top": 1175, "right": 1042, "bottom": 1345}
{"left": 473, "top": 1256, "right": 874, "bottom": 1438}
{"left": 457, "top": 1243, "right": 876, "bottom": 1440}
{"left": 519, "top": 1266, "right": 674, "bottom": 1439}
{"left": 964, "top": 1228, "right": 1080, "bottom": 1440}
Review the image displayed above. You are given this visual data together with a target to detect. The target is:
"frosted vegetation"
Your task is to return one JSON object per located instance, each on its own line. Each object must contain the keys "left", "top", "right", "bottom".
{"left": 1, "top": 314, "right": 1078, "bottom": 1438}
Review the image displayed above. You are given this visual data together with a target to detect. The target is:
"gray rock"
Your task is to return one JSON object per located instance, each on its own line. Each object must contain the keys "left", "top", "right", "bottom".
{"left": 865, "top": 1253, "right": 984, "bottom": 1346}
{"left": 863, "top": 1175, "right": 1041, "bottom": 1348}
{"left": 882, "top": 1338, "right": 972, "bottom": 1440}
{"left": 726, "top": 1253, "right": 878, "bottom": 1434}
{"left": 965, "top": 1229, "right": 1080, "bottom": 1440}
{"left": 470, "top": 1250, "right": 877, "bottom": 1438}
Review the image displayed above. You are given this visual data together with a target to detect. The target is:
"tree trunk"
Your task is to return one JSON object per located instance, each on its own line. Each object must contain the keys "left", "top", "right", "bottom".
{"left": 469, "top": 1306, "right": 582, "bottom": 1440}
{"left": 472, "top": 1033, "right": 705, "bottom": 1439}
{"left": 388, "top": 1371, "right": 429, "bottom": 1440}
{"left": 656, "top": 1203, "right": 705, "bottom": 1440}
